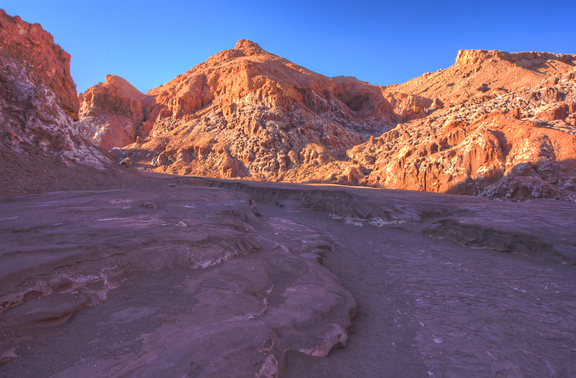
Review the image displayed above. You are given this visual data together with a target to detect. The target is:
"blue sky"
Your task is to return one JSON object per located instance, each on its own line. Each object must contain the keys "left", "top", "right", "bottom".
{"left": 3, "top": 1, "right": 576, "bottom": 94}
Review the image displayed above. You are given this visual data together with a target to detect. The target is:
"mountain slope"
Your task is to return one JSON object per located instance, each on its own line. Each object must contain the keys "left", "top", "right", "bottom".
{"left": 0, "top": 10, "right": 145, "bottom": 198}
{"left": 81, "top": 40, "right": 397, "bottom": 180}
{"left": 336, "top": 52, "right": 576, "bottom": 200}
{"left": 79, "top": 43, "right": 576, "bottom": 201}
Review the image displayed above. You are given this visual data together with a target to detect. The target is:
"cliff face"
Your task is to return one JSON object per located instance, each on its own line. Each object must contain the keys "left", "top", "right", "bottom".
{"left": 0, "top": 10, "right": 79, "bottom": 120}
{"left": 87, "top": 40, "right": 397, "bottom": 181}
{"left": 0, "top": 10, "right": 117, "bottom": 197}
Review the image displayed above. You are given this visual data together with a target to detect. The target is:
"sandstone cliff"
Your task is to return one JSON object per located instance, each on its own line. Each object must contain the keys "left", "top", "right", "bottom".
{"left": 331, "top": 52, "right": 576, "bottom": 201}
{"left": 0, "top": 10, "right": 123, "bottom": 197}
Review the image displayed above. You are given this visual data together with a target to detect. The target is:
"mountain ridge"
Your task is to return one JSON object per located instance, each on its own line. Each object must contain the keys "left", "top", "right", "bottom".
{"left": 75, "top": 39, "right": 576, "bottom": 201}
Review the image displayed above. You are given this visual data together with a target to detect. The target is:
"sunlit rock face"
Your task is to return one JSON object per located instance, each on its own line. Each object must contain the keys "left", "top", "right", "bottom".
{"left": 0, "top": 10, "right": 114, "bottom": 197}
{"left": 89, "top": 40, "right": 397, "bottom": 180}
{"left": 324, "top": 51, "right": 576, "bottom": 201}
{"left": 80, "top": 40, "right": 576, "bottom": 201}
{"left": 77, "top": 75, "right": 147, "bottom": 150}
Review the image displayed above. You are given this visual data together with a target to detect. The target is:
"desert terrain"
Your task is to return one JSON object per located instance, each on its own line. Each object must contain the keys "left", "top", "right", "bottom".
{"left": 1, "top": 9, "right": 576, "bottom": 378}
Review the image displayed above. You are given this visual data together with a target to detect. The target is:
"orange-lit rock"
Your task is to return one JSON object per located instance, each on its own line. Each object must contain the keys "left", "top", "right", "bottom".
{"left": 83, "top": 41, "right": 576, "bottom": 201}
{"left": 334, "top": 65, "right": 576, "bottom": 201}
{"left": 115, "top": 40, "right": 396, "bottom": 178}
{"left": 77, "top": 75, "right": 146, "bottom": 150}
{"left": 0, "top": 10, "right": 79, "bottom": 120}
{"left": 0, "top": 10, "right": 120, "bottom": 197}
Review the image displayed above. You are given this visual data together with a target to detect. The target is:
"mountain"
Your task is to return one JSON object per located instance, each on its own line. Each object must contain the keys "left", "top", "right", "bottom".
{"left": 81, "top": 44, "right": 576, "bottom": 201}
{"left": 80, "top": 40, "right": 397, "bottom": 181}
{"left": 337, "top": 50, "right": 576, "bottom": 200}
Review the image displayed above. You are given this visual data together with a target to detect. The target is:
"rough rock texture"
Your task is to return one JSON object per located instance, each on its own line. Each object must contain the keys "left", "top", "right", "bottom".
{"left": 0, "top": 184, "right": 355, "bottom": 377}
{"left": 324, "top": 51, "right": 576, "bottom": 201}
{"left": 77, "top": 75, "right": 146, "bottom": 150}
{"left": 87, "top": 46, "right": 576, "bottom": 201}
{"left": 0, "top": 10, "right": 115, "bottom": 197}
{"left": 385, "top": 50, "right": 576, "bottom": 110}
{"left": 107, "top": 40, "right": 396, "bottom": 180}
{"left": 0, "top": 10, "right": 79, "bottom": 120}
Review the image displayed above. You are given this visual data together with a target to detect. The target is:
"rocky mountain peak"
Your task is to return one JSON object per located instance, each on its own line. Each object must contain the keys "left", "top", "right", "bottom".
{"left": 103, "top": 74, "right": 144, "bottom": 99}
{"left": 234, "top": 39, "right": 265, "bottom": 54}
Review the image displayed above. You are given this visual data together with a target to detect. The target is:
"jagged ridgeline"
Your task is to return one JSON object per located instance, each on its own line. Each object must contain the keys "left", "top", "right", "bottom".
{"left": 79, "top": 43, "right": 576, "bottom": 202}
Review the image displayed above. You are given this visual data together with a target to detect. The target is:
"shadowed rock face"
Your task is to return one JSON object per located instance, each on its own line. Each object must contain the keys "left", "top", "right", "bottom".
{"left": 0, "top": 184, "right": 356, "bottom": 377}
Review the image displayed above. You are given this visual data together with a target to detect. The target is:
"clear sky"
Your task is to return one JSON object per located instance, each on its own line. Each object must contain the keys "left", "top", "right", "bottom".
{"left": 3, "top": 1, "right": 576, "bottom": 94}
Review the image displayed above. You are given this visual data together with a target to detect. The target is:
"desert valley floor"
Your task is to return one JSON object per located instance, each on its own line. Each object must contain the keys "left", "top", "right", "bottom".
{"left": 1, "top": 173, "right": 575, "bottom": 378}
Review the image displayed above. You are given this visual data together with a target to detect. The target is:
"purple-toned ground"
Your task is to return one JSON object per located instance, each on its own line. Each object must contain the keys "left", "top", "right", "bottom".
{"left": 1, "top": 175, "right": 576, "bottom": 377}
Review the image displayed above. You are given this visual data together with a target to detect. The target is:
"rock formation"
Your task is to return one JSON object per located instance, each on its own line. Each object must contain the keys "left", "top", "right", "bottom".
{"left": 331, "top": 51, "right": 576, "bottom": 201}
{"left": 77, "top": 75, "right": 146, "bottom": 150}
{"left": 87, "top": 40, "right": 397, "bottom": 180}
{"left": 84, "top": 46, "right": 576, "bottom": 201}
{"left": 0, "top": 10, "right": 116, "bottom": 197}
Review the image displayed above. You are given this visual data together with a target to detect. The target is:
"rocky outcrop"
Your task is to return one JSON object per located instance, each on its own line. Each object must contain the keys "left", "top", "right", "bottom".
{"left": 106, "top": 40, "right": 396, "bottom": 179}
{"left": 0, "top": 10, "right": 114, "bottom": 196}
{"left": 384, "top": 49, "right": 576, "bottom": 110}
{"left": 77, "top": 75, "right": 147, "bottom": 149}
{"left": 0, "top": 10, "right": 79, "bottom": 120}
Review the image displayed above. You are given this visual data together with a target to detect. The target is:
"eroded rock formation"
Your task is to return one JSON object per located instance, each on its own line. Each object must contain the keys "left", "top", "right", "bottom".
{"left": 0, "top": 10, "right": 115, "bottom": 197}
{"left": 0, "top": 184, "right": 356, "bottom": 377}
{"left": 90, "top": 40, "right": 397, "bottom": 180}
{"left": 332, "top": 52, "right": 576, "bottom": 201}
{"left": 86, "top": 46, "right": 576, "bottom": 201}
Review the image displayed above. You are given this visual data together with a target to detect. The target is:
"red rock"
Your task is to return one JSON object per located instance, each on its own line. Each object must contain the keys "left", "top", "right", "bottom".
{"left": 0, "top": 10, "right": 124, "bottom": 198}
{"left": 108, "top": 40, "right": 397, "bottom": 180}
{"left": 77, "top": 40, "right": 576, "bottom": 202}
{"left": 335, "top": 66, "right": 576, "bottom": 201}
